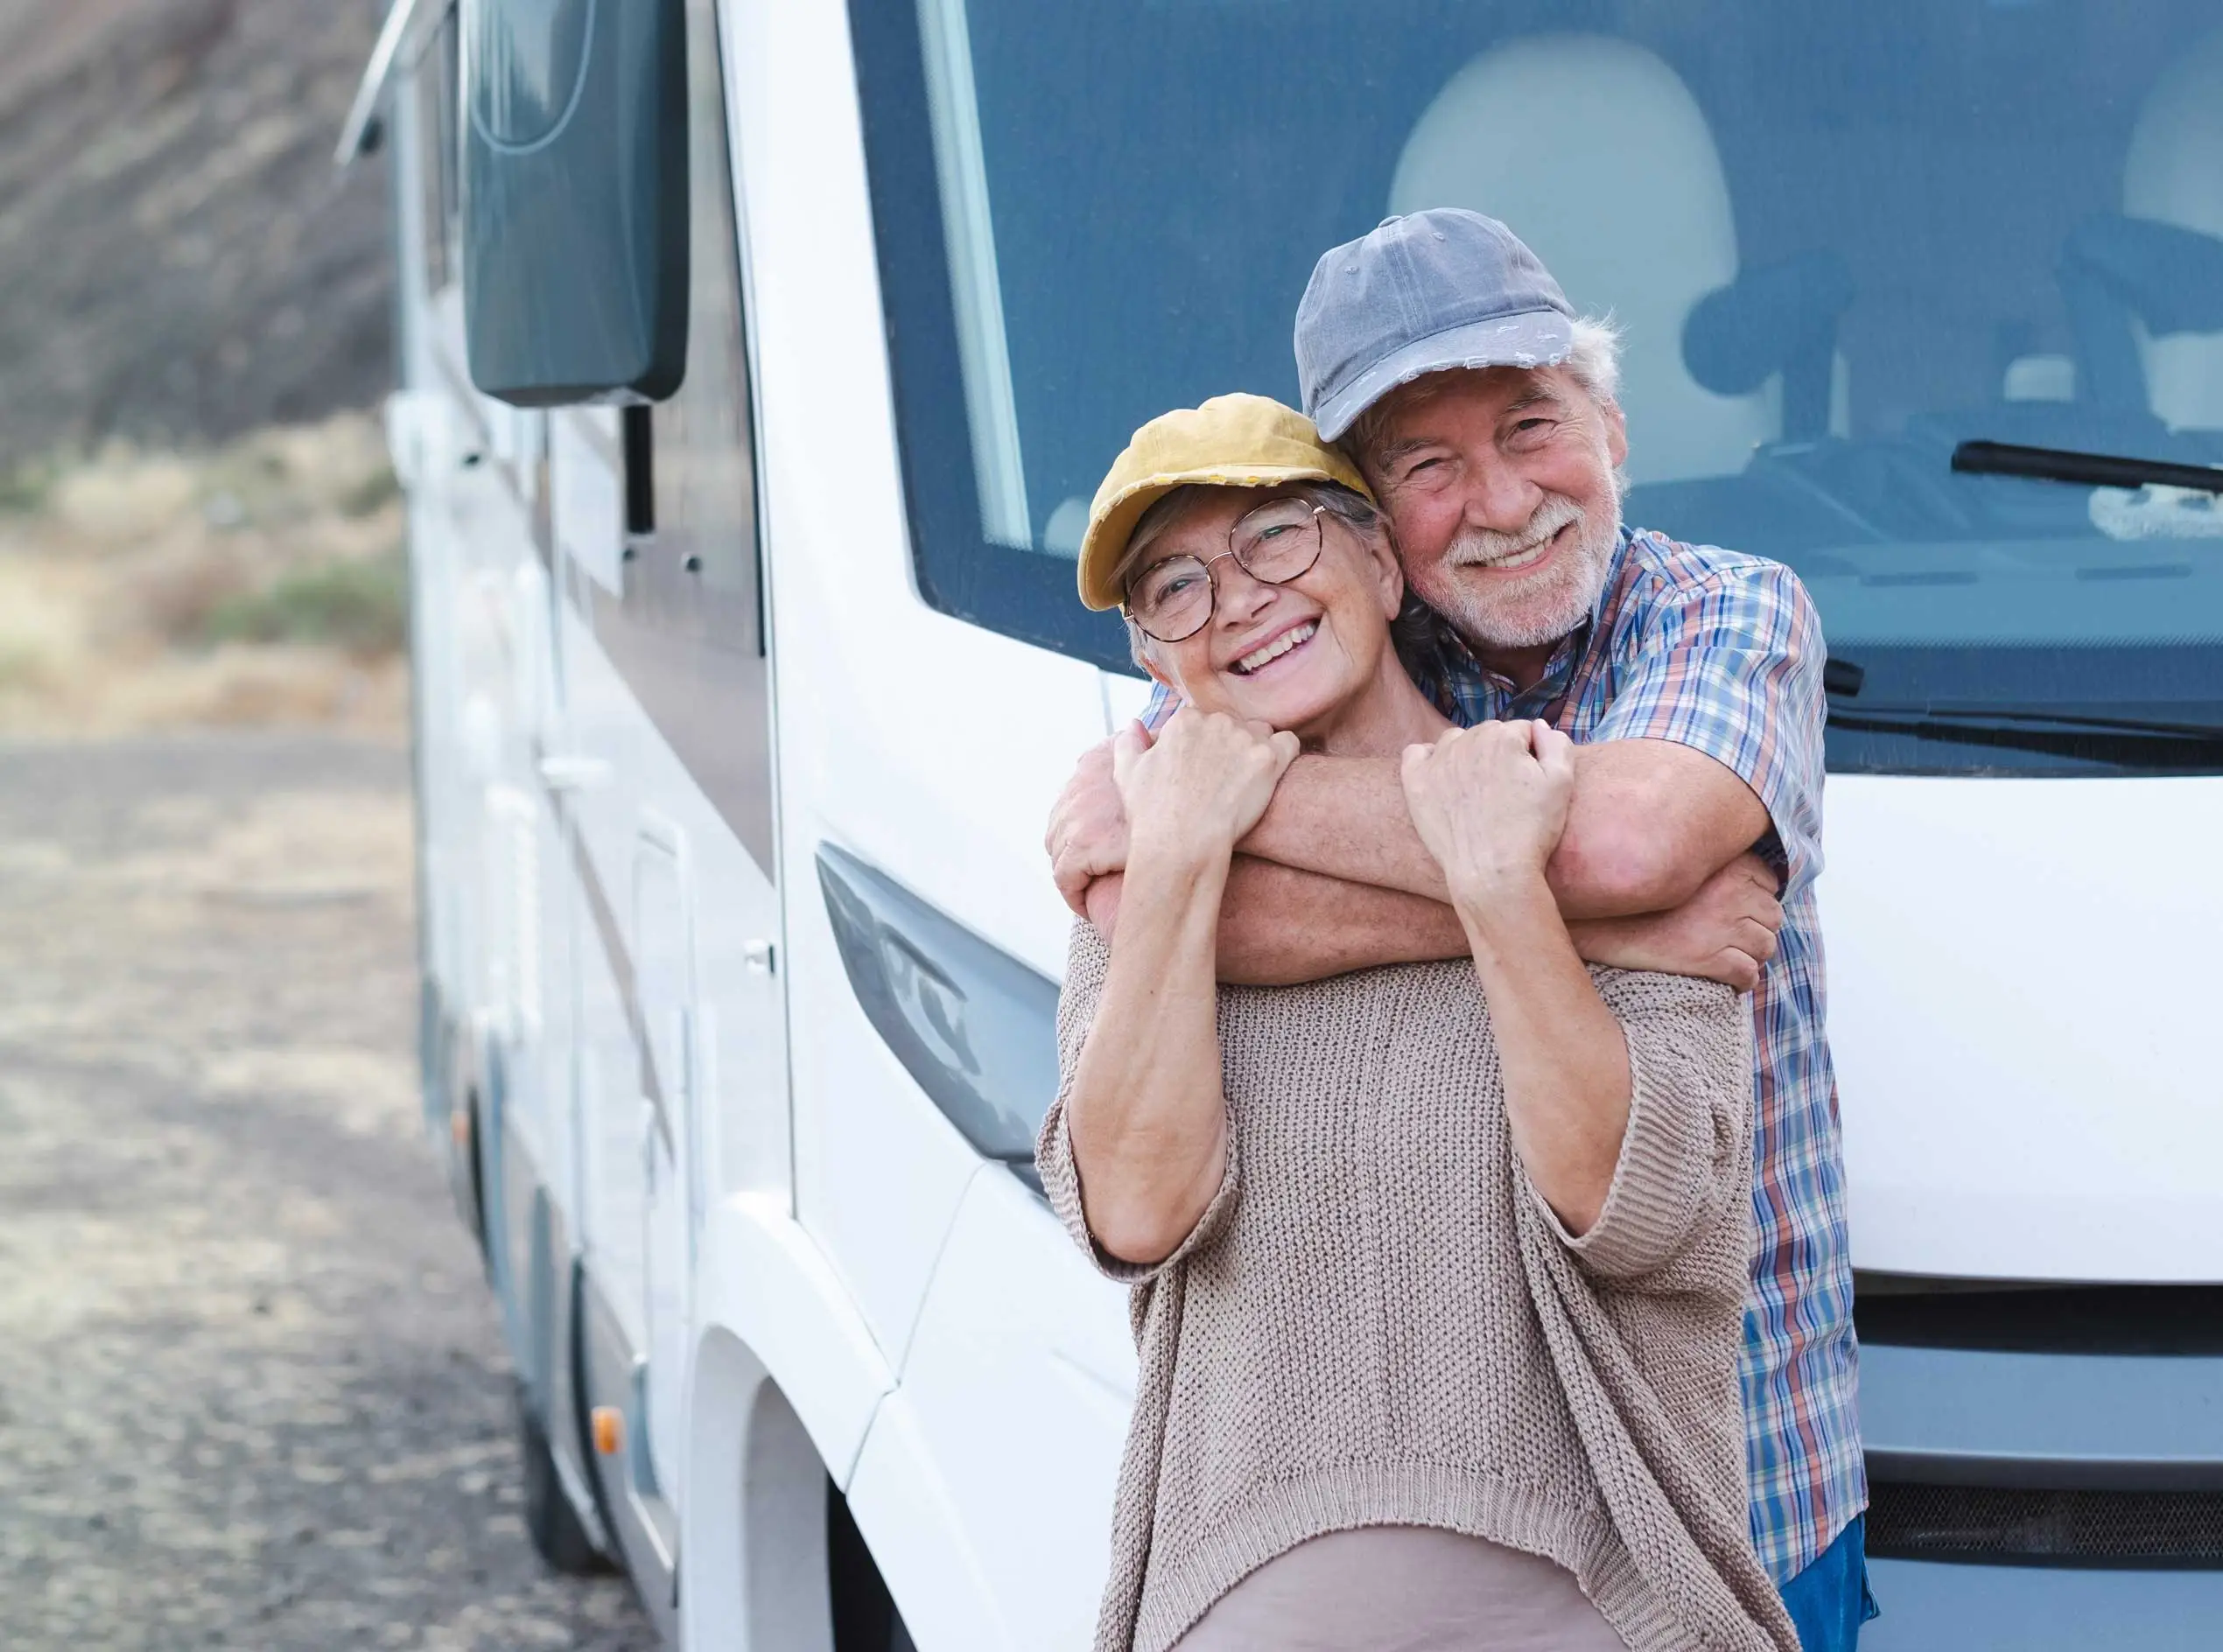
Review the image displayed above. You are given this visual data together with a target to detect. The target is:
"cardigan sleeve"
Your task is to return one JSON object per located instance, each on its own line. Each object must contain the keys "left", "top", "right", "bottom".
{"left": 1526, "top": 969, "right": 1755, "bottom": 1291}
{"left": 1034, "top": 920, "right": 1241, "bottom": 1285}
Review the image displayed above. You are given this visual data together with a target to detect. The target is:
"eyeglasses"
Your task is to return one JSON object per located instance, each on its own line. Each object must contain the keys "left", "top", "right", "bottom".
{"left": 1122, "top": 496, "right": 1329, "bottom": 643}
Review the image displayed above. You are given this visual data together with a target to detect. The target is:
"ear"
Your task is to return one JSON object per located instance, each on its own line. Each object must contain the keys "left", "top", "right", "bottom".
{"left": 1365, "top": 522, "right": 1406, "bottom": 620}
{"left": 1137, "top": 641, "right": 1182, "bottom": 696}
{"left": 1601, "top": 397, "right": 1629, "bottom": 470}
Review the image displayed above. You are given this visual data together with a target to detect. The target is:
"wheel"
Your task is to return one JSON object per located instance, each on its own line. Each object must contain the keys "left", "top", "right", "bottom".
{"left": 517, "top": 1383, "right": 608, "bottom": 1575}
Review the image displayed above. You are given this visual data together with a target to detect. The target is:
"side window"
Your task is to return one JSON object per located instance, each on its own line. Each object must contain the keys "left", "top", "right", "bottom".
{"left": 624, "top": 0, "right": 763, "bottom": 661}
{"left": 413, "top": 8, "right": 461, "bottom": 296}
{"left": 590, "top": 0, "right": 777, "bottom": 877}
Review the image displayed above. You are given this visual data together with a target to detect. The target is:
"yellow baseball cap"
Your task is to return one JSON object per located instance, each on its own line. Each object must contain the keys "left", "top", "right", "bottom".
{"left": 1076, "top": 393, "right": 1372, "bottom": 611}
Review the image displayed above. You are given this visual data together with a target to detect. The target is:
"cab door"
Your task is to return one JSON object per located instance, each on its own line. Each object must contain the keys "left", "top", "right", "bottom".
{"left": 558, "top": 0, "right": 786, "bottom": 1608}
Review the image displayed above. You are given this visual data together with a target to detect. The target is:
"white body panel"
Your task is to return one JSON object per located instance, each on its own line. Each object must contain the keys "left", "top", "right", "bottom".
{"left": 1827, "top": 776, "right": 2223, "bottom": 1278}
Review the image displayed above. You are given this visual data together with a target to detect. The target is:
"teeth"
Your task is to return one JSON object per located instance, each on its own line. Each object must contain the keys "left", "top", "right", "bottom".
{"left": 1234, "top": 620, "right": 1316, "bottom": 675}
{"left": 1484, "top": 541, "right": 1550, "bottom": 570}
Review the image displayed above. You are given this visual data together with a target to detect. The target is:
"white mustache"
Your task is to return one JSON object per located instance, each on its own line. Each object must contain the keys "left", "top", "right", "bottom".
{"left": 1445, "top": 494, "right": 1584, "bottom": 569}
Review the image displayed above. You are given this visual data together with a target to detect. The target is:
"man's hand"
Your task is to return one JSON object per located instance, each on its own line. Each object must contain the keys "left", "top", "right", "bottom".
{"left": 1567, "top": 852, "right": 1783, "bottom": 991}
{"left": 1047, "top": 729, "right": 1136, "bottom": 916}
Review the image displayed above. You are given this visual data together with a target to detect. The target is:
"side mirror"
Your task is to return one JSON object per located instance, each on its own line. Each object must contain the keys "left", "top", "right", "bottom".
{"left": 462, "top": 0, "right": 689, "bottom": 407}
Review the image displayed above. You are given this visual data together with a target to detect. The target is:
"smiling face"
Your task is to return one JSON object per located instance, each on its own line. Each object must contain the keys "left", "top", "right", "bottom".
{"left": 1358, "top": 365, "right": 1629, "bottom": 670}
{"left": 1126, "top": 485, "right": 1410, "bottom": 744}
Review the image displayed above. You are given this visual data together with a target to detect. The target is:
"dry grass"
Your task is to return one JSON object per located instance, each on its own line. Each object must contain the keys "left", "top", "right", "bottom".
{"left": 0, "top": 410, "right": 409, "bottom": 738}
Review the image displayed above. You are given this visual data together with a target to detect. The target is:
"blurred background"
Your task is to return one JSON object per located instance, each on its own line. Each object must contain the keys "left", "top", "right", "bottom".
{"left": 0, "top": 4, "right": 647, "bottom": 1643}
{"left": 0, "top": 0, "right": 396, "bottom": 738}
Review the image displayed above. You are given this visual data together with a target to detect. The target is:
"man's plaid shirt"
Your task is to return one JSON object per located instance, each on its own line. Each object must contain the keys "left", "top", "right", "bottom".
{"left": 1144, "top": 523, "right": 1863, "bottom": 1581}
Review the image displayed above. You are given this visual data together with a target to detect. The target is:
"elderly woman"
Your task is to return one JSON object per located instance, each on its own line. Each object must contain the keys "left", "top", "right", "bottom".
{"left": 1036, "top": 396, "right": 1798, "bottom": 1652}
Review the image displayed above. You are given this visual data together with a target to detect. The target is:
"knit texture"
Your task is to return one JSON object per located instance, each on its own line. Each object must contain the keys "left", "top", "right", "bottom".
{"left": 1037, "top": 922, "right": 1799, "bottom": 1652}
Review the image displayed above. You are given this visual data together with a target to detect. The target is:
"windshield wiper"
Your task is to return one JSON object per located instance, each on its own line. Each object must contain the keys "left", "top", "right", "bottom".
{"left": 1952, "top": 440, "right": 2223, "bottom": 495}
{"left": 1827, "top": 704, "right": 2223, "bottom": 766}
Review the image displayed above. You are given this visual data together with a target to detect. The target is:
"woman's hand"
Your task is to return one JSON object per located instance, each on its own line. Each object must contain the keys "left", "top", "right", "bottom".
{"left": 1399, "top": 718, "right": 1575, "bottom": 901}
{"left": 1407, "top": 719, "right": 1630, "bottom": 1236}
{"left": 1113, "top": 710, "right": 1299, "bottom": 871}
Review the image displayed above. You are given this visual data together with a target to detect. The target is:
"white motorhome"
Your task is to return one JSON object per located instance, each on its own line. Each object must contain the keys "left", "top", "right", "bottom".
{"left": 341, "top": 0, "right": 2223, "bottom": 1645}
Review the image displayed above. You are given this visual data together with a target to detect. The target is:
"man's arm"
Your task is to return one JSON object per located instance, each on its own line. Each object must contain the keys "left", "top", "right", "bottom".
{"left": 1052, "top": 728, "right": 1769, "bottom": 926}
{"left": 1085, "top": 847, "right": 1781, "bottom": 990}
{"left": 1238, "top": 738, "right": 1771, "bottom": 920}
{"left": 1088, "top": 857, "right": 1467, "bottom": 985}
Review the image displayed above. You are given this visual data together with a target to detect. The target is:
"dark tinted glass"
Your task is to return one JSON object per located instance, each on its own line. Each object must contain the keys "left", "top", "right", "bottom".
{"left": 591, "top": 0, "right": 774, "bottom": 874}
{"left": 848, "top": 0, "right": 2223, "bottom": 774}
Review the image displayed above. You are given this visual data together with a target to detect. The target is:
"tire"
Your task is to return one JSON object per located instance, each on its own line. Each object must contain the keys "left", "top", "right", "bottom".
{"left": 829, "top": 1483, "right": 916, "bottom": 1651}
{"left": 517, "top": 1383, "right": 608, "bottom": 1576}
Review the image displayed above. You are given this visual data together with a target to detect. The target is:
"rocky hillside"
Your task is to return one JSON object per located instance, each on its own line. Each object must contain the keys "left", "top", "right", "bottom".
{"left": 0, "top": 0, "right": 393, "bottom": 469}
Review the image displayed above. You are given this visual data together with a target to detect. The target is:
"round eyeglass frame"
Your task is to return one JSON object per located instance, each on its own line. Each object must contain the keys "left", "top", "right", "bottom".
{"left": 1120, "top": 498, "right": 1331, "bottom": 643}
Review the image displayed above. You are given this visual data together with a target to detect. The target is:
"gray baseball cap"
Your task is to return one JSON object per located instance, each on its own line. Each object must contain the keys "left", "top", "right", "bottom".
{"left": 1296, "top": 210, "right": 1574, "bottom": 443}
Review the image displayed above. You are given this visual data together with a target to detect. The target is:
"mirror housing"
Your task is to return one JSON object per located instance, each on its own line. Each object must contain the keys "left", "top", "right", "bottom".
{"left": 462, "top": 0, "right": 689, "bottom": 407}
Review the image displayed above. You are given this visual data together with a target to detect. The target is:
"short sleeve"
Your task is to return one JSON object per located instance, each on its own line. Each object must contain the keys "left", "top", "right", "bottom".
{"left": 1527, "top": 969, "right": 1755, "bottom": 1292}
{"left": 1140, "top": 680, "right": 1183, "bottom": 732}
{"left": 1590, "top": 556, "right": 1828, "bottom": 894}
{"left": 1034, "top": 920, "right": 1240, "bottom": 1284}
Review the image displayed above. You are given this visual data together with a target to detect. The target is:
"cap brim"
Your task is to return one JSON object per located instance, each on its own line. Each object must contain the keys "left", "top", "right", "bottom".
{"left": 1310, "top": 310, "right": 1574, "bottom": 443}
{"left": 1076, "top": 462, "right": 1365, "bottom": 611}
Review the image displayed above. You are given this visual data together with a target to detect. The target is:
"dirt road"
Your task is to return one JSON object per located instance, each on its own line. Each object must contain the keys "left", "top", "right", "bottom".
{"left": 0, "top": 732, "right": 652, "bottom": 1649}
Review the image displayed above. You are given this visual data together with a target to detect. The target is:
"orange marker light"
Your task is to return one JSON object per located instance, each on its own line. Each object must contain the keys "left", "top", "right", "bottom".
{"left": 592, "top": 1405, "right": 624, "bottom": 1457}
{"left": 450, "top": 1110, "right": 470, "bottom": 1147}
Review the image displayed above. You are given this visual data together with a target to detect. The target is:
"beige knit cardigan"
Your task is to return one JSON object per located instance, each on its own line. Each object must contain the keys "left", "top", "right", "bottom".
{"left": 1037, "top": 922, "right": 1799, "bottom": 1652}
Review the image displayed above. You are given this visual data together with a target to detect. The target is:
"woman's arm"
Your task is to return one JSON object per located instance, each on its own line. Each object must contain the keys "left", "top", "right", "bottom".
{"left": 1455, "top": 872, "right": 1631, "bottom": 1236}
{"left": 1065, "top": 844, "right": 1233, "bottom": 1264}
{"left": 1062, "top": 711, "right": 1296, "bottom": 1266}
{"left": 1401, "top": 720, "right": 1630, "bottom": 1234}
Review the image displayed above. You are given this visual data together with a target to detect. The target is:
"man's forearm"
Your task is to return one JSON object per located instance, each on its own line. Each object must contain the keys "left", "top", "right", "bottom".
{"left": 1217, "top": 857, "right": 1468, "bottom": 984}
{"left": 1089, "top": 858, "right": 1469, "bottom": 985}
{"left": 1090, "top": 857, "right": 1757, "bottom": 989}
{"left": 1237, "top": 753, "right": 1449, "bottom": 902}
{"left": 1236, "top": 741, "right": 1772, "bottom": 920}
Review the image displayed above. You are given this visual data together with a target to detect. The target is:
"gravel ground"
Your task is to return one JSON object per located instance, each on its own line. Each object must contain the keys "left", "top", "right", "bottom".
{"left": 0, "top": 732, "right": 654, "bottom": 1649}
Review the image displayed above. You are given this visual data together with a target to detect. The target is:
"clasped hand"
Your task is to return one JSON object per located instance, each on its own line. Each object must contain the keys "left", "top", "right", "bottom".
{"left": 1112, "top": 711, "right": 1299, "bottom": 868}
{"left": 1399, "top": 719, "right": 1575, "bottom": 903}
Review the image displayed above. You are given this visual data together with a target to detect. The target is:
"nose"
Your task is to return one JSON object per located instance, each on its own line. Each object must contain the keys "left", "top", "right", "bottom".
{"left": 1207, "top": 551, "right": 1278, "bottom": 627}
{"left": 1458, "top": 449, "right": 1546, "bottom": 535}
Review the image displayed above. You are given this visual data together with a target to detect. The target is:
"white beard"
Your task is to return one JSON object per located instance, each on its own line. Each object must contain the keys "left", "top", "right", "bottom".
{"left": 1420, "top": 493, "right": 1619, "bottom": 652}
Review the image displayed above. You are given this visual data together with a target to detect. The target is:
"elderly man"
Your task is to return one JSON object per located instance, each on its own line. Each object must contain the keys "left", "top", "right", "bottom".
{"left": 1048, "top": 210, "right": 1871, "bottom": 1650}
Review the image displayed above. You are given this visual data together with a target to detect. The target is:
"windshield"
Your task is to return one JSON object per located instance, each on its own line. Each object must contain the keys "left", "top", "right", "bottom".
{"left": 848, "top": 0, "right": 2223, "bottom": 775}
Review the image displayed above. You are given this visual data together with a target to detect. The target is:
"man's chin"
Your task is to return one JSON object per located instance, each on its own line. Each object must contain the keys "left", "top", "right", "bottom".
{"left": 1435, "top": 584, "right": 1592, "bottom": 653}
{"left": 1430, "top": 546, "right": 1611, "bottom": 653}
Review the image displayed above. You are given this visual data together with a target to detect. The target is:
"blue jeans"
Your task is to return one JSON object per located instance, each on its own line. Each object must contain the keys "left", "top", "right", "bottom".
{"left": 1778, "top": 1515, "right": 1881, "bottom": 1651}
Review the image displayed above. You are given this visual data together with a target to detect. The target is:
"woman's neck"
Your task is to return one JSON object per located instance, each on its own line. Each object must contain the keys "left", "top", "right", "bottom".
{"left": 1295, "top": 647, "right": 1451, "bottom": 759}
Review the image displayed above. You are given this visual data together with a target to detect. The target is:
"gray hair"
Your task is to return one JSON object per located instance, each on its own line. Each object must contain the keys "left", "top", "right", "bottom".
{"left": 1119, "top": 480, "right": 1386, "bottom": 669}
{"left": 1342, "top": 313, "right": 1624, "bottom": 472}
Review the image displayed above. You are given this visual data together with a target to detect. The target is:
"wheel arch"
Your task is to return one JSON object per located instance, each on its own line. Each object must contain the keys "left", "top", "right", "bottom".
{"left": 679, "top": 1192, "right": 900, "bottom": 1648}
{"left": 681, "top": 1331, "right": 838, "bottom": 1651}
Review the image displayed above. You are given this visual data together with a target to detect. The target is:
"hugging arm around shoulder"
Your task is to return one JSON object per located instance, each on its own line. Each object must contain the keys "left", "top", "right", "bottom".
{"left": 1086, "top": 858, "right": 1471, "bottom": 987}
{"left": 1219, "top": 744, "right": 1773, "bottom": 987}
{"left": 1533, "top": 969, "right": 1756, "bottom": 1294}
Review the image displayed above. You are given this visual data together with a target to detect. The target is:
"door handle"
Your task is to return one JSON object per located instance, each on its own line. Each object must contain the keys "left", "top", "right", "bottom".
{"left": 537, "top": 754, "right": 612, "bottom": 794}
{"left": 743, "top": 940, "right": 775, "bottom": 976}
